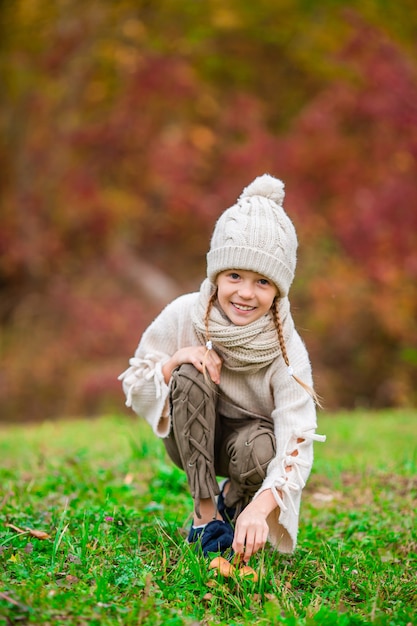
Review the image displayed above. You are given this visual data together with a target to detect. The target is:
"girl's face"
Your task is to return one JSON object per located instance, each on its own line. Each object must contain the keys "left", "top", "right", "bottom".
{"left": 216, "top": 269, "right": 278, "bottom": 326}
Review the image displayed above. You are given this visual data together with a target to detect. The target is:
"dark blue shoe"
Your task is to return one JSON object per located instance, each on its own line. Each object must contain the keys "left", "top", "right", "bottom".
{"left": 187, "top": 519, "right": 234, "bottom": 556}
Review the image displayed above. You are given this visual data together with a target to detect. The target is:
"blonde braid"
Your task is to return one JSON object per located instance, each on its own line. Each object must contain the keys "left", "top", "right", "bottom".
{"left": 271, "top": 298, "right": 323, "bottom": 408}
{"left": 202, "top": 288, "right": 218, "bottom": 381}
{"left": 204, "top": 287, "right": 218, "bottom": 343}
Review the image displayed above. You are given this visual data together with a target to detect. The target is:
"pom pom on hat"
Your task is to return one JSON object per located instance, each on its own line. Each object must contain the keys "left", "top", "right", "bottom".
{"left": 206, "top": 174, "right": 298, "bottom": 297}
{"left": 240, "top": 174, "right": 285, "bottom": 206}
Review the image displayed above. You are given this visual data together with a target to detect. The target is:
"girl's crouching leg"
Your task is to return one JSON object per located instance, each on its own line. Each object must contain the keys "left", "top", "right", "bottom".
{"left": 165, "top": 364, "right": 220, "bottom": 520}
{"left": 225, "top": 420, "right": 276, "bottom": 517}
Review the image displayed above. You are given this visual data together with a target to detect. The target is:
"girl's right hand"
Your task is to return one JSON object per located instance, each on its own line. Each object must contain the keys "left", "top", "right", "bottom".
{"left": 162, "top": 345, "right": 223, "bottom": 385}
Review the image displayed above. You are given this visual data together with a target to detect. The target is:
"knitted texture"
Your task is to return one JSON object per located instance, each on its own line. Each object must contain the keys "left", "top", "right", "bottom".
{"left": 206, "top": 174, "right": 298, "bottom": 297}
{"left": 191, "top": 279, "right": 294, "bottom": 372}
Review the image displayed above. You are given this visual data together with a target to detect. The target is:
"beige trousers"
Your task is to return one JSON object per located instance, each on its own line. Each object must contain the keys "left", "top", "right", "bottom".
{"left": 164, "top": 364, "right": 276, "bottom": 519}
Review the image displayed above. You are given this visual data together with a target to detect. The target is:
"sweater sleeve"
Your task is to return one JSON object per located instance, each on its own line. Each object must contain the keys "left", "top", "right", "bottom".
{"left": 253, "top": 332, "right": 325, "bottom": 553}
{"left": 118, "top": 296, "right": 191, "bottom": 438}
{"left": 118, "top": 350, "right": 171, "bottom": 437}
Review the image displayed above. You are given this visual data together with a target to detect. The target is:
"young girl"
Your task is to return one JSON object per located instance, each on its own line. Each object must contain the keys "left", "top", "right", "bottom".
{"left": 119, "top": 174, "right": 325, "bottom": 563}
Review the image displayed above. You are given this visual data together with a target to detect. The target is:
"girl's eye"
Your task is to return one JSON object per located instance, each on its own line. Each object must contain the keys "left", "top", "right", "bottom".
{"left": 259, "top": 279, "right": 270, "bottom": 286}
{"left": 229, "top": 273, "right": 240, "bottom": 280}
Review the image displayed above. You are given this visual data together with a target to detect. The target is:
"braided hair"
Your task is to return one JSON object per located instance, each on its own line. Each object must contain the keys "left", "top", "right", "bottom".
{"left": 271, "top": 297, "right": 322, "bottom": 407}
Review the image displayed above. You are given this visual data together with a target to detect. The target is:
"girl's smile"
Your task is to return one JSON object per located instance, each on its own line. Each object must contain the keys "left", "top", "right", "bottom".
{"left": 216, "top": 270, "right": 278, "bottom": 326}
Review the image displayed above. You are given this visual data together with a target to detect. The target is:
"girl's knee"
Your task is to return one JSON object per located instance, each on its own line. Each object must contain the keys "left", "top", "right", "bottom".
{"left": 244, "top": 431, "right": 276, "bottom": 486}
{"left": 249, "top": 430, "right": 276, "bottom": 467}
{"left": 228, "top": 426, "right": 276, "bottom": 489}
{"left": 171, "top": 363, "right": 216, "bottom": 403}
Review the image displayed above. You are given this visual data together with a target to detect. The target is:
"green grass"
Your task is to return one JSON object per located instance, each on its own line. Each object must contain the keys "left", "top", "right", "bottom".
{"left": 0, "top": 410, "right": 416, "bottom": 625}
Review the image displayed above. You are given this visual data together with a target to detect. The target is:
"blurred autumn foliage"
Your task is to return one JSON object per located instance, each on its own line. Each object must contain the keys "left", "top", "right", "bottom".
{"left": 1, "top": 1, "right": 416, "bottom": 421}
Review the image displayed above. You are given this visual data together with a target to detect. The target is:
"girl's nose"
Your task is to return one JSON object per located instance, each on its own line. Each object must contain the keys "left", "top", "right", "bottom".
{"left": 237, "top": 282, "right": 255, "bottom": 299}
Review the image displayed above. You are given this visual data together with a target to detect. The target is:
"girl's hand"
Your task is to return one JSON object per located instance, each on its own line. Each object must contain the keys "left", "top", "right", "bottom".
{"left": 162, "top": 345, "right": 223, "bottom": 385}
{"left": 232, "top": 489, "right": 277, "bottom": 562}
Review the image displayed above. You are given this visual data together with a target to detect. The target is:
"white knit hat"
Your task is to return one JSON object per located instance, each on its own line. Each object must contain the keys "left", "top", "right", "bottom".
{"left": 206, "top": 174, "right": 298, "bottom": 297}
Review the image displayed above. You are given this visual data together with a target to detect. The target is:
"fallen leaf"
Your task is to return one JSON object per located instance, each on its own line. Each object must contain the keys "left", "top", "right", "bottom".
{"left": 5, "top": 523, "right": 50, "bottom": 540}
{"left": 27, "top": 528, "right": 50, "bottom": 540}
{"left": 203, "top": 592, "right": 213, "bottom": 601}
{"left": 65, "top": 575, "right": 79, "bottom": 584}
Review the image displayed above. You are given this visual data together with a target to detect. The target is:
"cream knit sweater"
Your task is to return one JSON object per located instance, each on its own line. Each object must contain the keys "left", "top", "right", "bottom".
{"left": 119, "top": 289, "right": 325, "bottom": 554}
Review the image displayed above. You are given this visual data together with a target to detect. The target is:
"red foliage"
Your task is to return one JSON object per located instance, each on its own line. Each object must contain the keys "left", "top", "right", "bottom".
{"left": 273, "top": 22, "right": 417, "bottom": 407}
{"left": 1, "top": 8, "right": 416, "bottom": 420}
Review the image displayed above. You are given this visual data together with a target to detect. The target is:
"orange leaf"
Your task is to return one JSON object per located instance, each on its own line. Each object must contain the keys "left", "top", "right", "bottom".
{"left": 203, "top": 592, "right": 214, "bottom": 601}
{"left": 27, "top": 528, "right": 50, "bottom": 540}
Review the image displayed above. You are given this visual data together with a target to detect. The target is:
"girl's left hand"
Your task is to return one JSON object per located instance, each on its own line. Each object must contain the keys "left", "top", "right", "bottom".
{"left": 232, "top": 504, "right": 269, "bottom": 562}
{"left": 232, "top": 488, "right": 278, "bottom": 561}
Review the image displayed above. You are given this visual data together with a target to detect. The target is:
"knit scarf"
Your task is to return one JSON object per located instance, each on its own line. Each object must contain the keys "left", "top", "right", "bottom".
{"left": 191, "top": 279, "right": 294, "bottom": 373}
